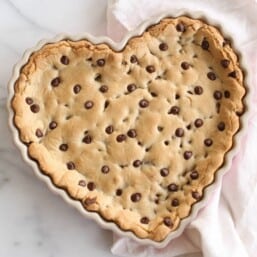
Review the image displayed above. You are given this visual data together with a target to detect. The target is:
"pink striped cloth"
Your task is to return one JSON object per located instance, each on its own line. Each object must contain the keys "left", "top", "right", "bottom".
{"left": 107, "top": 1, "right": 257, "bottom": 256}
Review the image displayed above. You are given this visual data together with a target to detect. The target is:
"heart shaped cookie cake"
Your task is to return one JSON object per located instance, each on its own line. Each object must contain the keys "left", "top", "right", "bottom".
{"left": 11, "top": 16, "right": 245, "bottom": 242}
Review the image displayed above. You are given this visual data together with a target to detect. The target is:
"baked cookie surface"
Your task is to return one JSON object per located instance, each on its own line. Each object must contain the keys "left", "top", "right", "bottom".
{"left": 11, "top": 16, "right": 245, "bottom": 242}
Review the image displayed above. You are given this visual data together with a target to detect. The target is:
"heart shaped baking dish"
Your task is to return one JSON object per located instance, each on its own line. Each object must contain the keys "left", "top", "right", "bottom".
{"left": 8, "top": 11, "right": 250, "bottom": 248}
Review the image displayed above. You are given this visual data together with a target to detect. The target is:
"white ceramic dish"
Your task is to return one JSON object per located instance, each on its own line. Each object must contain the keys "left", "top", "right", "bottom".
{"left": 7, "top": 11, "right": 251, "bottom": 248}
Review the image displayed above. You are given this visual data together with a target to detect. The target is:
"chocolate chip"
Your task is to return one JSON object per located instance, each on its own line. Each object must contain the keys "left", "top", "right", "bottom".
{"left": 194, "top": 118, "right": 203, "bottom": 128}
{"left": 95, "top": 74, "right": 102, "bottom": 81}
{"left": 105, "top": 125, "right": 114, "bottom": 134}
{"left": 73, "top": 84, "right": 81, "bottom": 94}
{"left": 168, "top": 183, "right": 178, "bottom": 192}
{"left": 201, "top": 39, "right": 209, "bottom": 50}
{"left": 87, "top": 182, "right": 96, "bottom": 191}
{"left": 160, "top": 168, "right": 169, "bottom": 177}
{"left": 127, "top": 83, "right": 137, "bottom": 93}
{"left": 84, "top": 101, "right": 94, "bottom": 109}
{"left": 30, "top": 104, "right": 40, "bottom": 113}
{"left": 163, "top": 217, "right": 173, "bottom": 228}
{"left": 35, "top": 129, "right": 43, "bottom": 138}
{"left": 171, "top": 198, "right": 180, "bottom": 207}
{"left": 213, "top": 91, "right": 222, "bottom": 100}
{"left": 175, "top": 128, "right": 184, "bottom": 137}
{"left": 97, "top": 59, "right": 105, "bottom": 67}
{"left": 190, "top": 170, "right": 199, "bottom": 179}
{"left": 218, "top": 122, "right": 225, "bottom": 131}
{"left": 104, "top": 100, "right": 110, "bottom": 109}
{"left": 176, "top": 23, "right": 185, "bottom": 32}
{"left": 116, "top": 189, "right": 123, "bottom": 196}
{"left": 146, "top": 146, "right": 152, "bottom": 151}
{"left": 131, "top": 193, "right": 141, "bottom": 202}
{"left": 127, "top": 129, "right": 137, "bottom": 138}
{"left": 229, "top": 71, "right": 237, "bottom": 78}
{"left": 67, "top": 161, "right": 75, "bottom": 170}
{"left": 101, "top": 165, "right": 110, "bottom": 174}
{"left": 60, "top": 55, "right": 69, "bottom": 65}
{"left": 194, "top": 86, "right": 203, "bottom": 95}
{"left": 116, "top": 134, "right": 126, "bottom": 142}
{"left": 168, "top": 106, "right": 180, "bottom": 115}
{"left": 151, "top": 92, "right": 158, "bottom": 97}
{"left": 59, "top": 143, "right": 68, "bottom": 151}
{"left": 84, "top": 197, "right": 97, "bottom": 206}
{"left": 175, "top": 94, "right": 180, "bottom": 99}
{"left": 25, "top": 97, "right": 33, "bottom": 105}
{"left": 224, "top": 90, "right": 230, "bottom": 98}
{"left": 192, "top": 191, "right": 201, "bottom": 200}
{"left": 220, "top": 59, "right": 230, "bottom": 68}
{"left": 51, "top": 77, "right": 61, "bottom": 87}
{"left": 146, "top": 65, "right": 155, "bottom": 73}
{"left": 204, "top": 138, "right": 213, "bottom": 147}
{"left": 99, "top": 85, "right": 108, "bottom": 93}
{"left": 139, "top": 99, "right": 149, "bottom": 108}
{"left": 223, "top": 38, "right": 231, "bottom": 46}
{"left": 207, "top": 72, "right": 216, "bottom": 81}
{"left": 186, "top": 124, "right": 191, "bottom": 130}
{"left": 159, "top": 42, "right": 168, "bottom": 51}
{"left": 184, "top": 151, "right": 192, "bottom": 160}
{"left": 130, "top": 55, "right": 138, "bottom": 64}
{"left": 140, "top": 217, "right": 150, "bottom": 224}
{"left": 83, "top": 135, "right": 92, "bottom": 144}
{"left": 133, "top": 160, "right": 142, "bottom": 167}
{"left": 49, "top": 121, "right": 57, "bottom": 130}
{"left": 181, "top": 62, "right": 190, "bottom": 70}
{"left": 216, "top": 102, "right": 221, "bottom": 113}
{"left": 78, "top": 180, "right": 86, "bottom": 187}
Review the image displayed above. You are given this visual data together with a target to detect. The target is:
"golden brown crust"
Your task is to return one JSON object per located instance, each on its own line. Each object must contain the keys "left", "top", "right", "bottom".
{"left": 11, "top": 16, "right": 245, "bottom": 241}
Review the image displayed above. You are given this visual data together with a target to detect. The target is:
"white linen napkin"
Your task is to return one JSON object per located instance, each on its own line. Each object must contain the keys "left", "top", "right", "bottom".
{"left": 107, "top": 1, "right": 257, "bottom": 257}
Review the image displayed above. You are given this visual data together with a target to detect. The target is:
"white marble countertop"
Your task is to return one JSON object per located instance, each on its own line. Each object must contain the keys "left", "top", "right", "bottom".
{"left": 0, "top": 1, "right": 116, "bottom": 256}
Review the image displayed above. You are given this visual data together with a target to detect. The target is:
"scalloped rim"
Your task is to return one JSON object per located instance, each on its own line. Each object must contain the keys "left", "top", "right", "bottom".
{"left": 7, "top": 10, "right": 251, "bottom": 248}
